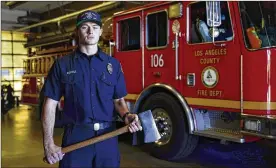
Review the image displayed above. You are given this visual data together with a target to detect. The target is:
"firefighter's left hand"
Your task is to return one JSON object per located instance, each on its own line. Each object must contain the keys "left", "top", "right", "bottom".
{"left": 124, "top": 113, "right": 143, "bottom": 133}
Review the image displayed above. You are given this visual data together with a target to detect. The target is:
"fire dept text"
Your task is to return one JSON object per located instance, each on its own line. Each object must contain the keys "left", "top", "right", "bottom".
{"left": 197, "top": 89, "right": 223, "bottom": 97}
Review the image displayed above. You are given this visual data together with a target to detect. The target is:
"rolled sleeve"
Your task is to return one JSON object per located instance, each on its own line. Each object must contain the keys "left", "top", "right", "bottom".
{"left": 43, "top": 60, "right": 62, "bottom": 101}
{"left": 113, "top": 62, "right": 127, "bottom": 99}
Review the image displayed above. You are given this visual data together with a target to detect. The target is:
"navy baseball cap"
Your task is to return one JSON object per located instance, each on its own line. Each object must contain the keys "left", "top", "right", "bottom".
{"left": 76, "top": 10, "right": 102, "bottom": 27}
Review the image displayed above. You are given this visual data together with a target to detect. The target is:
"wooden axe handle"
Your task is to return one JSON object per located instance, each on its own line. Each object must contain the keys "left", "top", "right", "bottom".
{"left": 43, "top": 125, "right": 129, "bottom": 163}
{"left": 62, "top": 125, "right": 129, "bottom": 153}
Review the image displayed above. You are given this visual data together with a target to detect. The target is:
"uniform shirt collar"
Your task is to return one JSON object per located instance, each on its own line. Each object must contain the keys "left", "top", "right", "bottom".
{"left": 75, "top": 47, "right": 106, "bottom": 61}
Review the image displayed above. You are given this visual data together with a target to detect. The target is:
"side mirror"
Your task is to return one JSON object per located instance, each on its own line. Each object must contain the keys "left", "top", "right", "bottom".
{"left": 206, "top": 1, "right": 221, "bottom": 27}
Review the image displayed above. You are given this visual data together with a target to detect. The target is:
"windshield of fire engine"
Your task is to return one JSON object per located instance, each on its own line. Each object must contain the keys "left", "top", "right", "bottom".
{"left": 239, "top": 2, "right": 276, "bottom": 49}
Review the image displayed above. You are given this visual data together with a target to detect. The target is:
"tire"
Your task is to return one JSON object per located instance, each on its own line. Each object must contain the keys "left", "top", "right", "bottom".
{"left": 140, "top": 92, "right": 198, "bottom": 161}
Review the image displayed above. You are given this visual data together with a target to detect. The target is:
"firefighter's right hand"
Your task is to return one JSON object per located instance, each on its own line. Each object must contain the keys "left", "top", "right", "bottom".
{"left": 44, "top": 143, "right": 64, "bottom": 164}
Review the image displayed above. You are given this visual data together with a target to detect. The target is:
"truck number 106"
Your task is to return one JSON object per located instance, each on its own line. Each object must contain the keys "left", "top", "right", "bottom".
{"left": 151, "top": 54, "right": 164, "bottom": 68}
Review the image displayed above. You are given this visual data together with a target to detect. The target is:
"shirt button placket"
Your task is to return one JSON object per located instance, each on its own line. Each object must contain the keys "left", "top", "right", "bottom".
{"left": 90, "top": 62, "right": 95, "bottom": 117}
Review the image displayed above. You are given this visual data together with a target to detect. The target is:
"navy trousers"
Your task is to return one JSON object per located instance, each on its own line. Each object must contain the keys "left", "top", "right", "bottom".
{"left": 59, "top": 123, "right": 120, "bottom": 168}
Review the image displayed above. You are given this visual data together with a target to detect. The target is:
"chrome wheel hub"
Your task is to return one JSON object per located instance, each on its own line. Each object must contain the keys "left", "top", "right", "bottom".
{"left": 152, "top": 108, "right": 172, "bottom": 146}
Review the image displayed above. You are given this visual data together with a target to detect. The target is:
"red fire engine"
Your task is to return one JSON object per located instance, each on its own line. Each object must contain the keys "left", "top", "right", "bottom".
{"left": 21, "top": 1, "right": 276, "bottom": 161}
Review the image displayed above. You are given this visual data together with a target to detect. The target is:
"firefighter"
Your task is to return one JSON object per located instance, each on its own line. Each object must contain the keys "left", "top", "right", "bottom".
{"left": 42, "top": 10, "right": 142, "bottom": 168}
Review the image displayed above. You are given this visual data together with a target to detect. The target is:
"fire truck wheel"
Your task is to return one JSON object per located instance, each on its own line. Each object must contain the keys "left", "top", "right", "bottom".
{"left": 140, "top": 92, "right": 199, "bottom": 161}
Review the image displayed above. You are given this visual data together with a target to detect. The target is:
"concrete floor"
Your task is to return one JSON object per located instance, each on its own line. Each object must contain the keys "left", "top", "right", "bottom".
{"left": 3, "top": 105, "right": 276, "bottom": 168}
{"left": 1, "top": 105, "right": 202, "bottom": 168}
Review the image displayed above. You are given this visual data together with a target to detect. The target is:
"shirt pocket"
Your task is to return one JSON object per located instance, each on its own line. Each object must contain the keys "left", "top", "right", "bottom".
{"left": 61, "top": 75, "right": 82, "bottom": 99}
{"left": 97, "top": 75, "right": 116, "bottom": 100}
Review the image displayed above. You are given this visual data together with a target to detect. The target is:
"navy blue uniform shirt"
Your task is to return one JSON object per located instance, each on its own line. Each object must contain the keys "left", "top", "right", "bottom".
{"left": 43, "top": 48, "right": 127, "bottom": 124}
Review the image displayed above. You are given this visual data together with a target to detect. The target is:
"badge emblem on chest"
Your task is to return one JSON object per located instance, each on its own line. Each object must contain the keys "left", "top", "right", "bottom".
{"left": 107, "top": 63, "right": 113, "bottom": 75}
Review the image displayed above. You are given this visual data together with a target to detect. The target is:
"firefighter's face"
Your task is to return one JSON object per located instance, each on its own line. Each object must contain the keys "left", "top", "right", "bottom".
{"left": 77, "top": 22, "right": 102, "bottom": 45}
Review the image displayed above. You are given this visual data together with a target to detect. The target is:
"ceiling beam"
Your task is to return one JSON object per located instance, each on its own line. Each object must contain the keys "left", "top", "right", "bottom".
{"left": 5, "top": 1, "right": 27, "bottom": 9}
{"left": 13, "top": 1, "right": 122, "bottom": 32}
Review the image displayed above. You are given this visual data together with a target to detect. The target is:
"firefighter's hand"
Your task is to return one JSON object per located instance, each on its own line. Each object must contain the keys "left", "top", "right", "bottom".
{"left": 124, "top": 113, "right": 143, "bottom": 133}
{"left": 44, "top": 143, "right": 64, "bottom": 164}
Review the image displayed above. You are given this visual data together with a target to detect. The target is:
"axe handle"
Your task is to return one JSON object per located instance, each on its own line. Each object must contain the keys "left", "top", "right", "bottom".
{"left": 62, "top": 125, "right": 129, "bottom": 153}
{"left": 43, "top": 125, "right": 129, "bottom": 163}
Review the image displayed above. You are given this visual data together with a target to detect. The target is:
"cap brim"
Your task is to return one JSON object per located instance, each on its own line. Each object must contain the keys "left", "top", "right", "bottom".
{"left": 76, "top": 19, "right": 102, "bottom": 27}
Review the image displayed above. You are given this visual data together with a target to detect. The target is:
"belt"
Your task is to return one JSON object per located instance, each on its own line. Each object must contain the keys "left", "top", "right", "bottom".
{"left": 92, "top": 122, "right": 112, "bottom": 131}
{"left": 65, "top": 122, "right": 113, "bottom": 131}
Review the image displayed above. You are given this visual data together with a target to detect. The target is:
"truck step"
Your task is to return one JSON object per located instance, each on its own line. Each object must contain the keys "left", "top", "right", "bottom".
{"left": 193, "top": 128, "right": 245, "bottom": 143}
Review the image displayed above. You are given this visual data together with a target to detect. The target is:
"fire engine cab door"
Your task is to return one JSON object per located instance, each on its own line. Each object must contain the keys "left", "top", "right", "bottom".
{"left": 144, "top": 7, "right": 182, "bottom": 88}
{"left": 183, "top": 2, "right": 241, "bottom": 107}
{"left": 114, "top": 11, "right": 143, "bottom": 93}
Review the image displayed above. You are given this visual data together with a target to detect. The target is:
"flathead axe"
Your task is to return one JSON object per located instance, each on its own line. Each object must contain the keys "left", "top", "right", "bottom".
{"left": 43, "top": 110, "right": 160, "bottom": 163}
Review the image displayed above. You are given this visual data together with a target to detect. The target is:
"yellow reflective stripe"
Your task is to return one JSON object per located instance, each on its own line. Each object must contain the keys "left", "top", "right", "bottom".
{"left": 185, "top": 97, "right": 276, "bottom": 110}
{"left": 125, "top": 94, "right": 139, "bottom": 100}
{"left": 185, "top": 97, "right": 240, "bottom": 109}
{"left": 21, "top": 93, "right": 38, "bottom": 98}
{"left": 22, "top": 93, "right": 276, "bottom": 110}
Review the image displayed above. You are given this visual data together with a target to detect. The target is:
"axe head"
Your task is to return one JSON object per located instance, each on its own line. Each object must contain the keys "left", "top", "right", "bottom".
{"left": 138, "top": 110, "right": 161, "bottom": 143}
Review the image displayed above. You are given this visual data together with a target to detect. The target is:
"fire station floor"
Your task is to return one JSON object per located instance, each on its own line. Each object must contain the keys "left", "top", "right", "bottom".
{"left": 2, "top": 105, "right": 201, "bottom": 168}
{"left": 2, "top": 105, "right": 276, "bottom": 168}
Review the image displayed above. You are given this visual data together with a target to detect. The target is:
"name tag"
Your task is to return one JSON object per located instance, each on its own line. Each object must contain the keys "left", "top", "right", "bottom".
{"left": 67, "top": 70, "right": 77, "bottom": 75}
